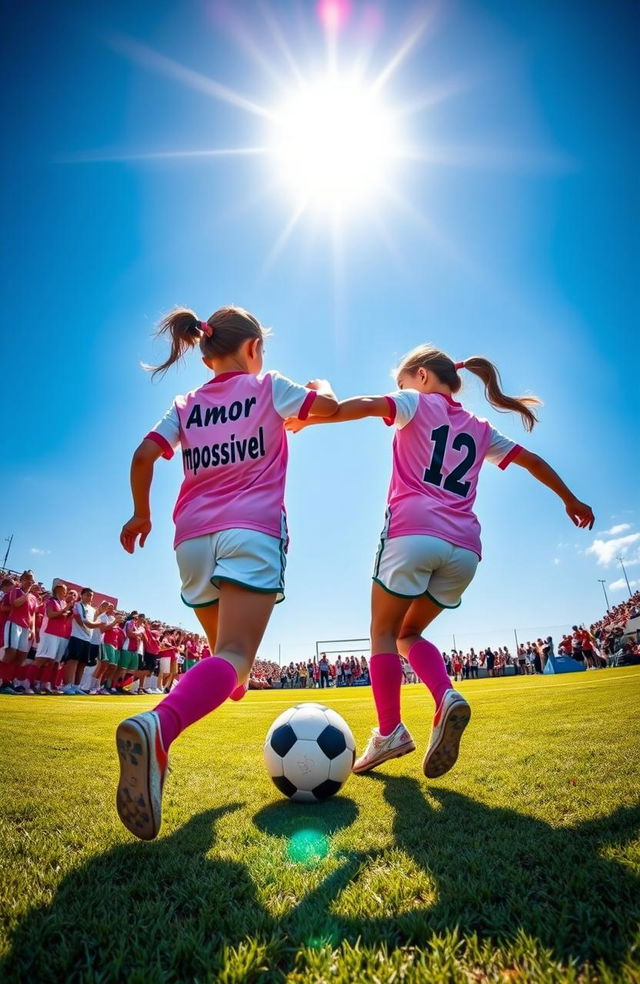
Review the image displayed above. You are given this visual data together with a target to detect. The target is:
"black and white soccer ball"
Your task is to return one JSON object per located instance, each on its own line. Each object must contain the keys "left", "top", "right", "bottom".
{"left": 264, "top": 703, "right": 356, "bottom": 803}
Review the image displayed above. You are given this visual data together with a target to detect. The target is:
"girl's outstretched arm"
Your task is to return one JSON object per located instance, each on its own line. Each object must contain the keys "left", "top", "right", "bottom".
{"left": 286, "top": 395, "right": 389, "bottom": 432}
{"left": 120, "top": 439, "right": 164, "bottom": 553}
{"left": 512, "top": 448, "right": 595, "bottom": 529}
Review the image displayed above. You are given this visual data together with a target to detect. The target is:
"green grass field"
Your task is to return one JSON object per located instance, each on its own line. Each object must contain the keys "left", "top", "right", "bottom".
{"left": 1, "top": 669, "right": 639, "bottom": 983}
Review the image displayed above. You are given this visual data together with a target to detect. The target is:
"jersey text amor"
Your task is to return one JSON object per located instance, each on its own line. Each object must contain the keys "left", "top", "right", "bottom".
{"left": 147, "top": 371, "right": 316, "bottom": 549}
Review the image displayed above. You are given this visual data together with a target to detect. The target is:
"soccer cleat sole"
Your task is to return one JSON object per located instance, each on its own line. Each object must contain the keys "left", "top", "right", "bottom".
{"left": 352, "top": 739, "right": 417, "bottom": 774}
{"left": 116, "top": 718, "right": 163, "bottom": 841}
{"left": 423, "top": 701, "right": 471, "bottom": 779}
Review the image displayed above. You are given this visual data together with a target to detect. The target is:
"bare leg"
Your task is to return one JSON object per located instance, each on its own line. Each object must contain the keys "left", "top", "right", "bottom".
{"left": 64, "top": 660, "right": 78, "bottom": 686}
{"left": 195, "top": 586, "right": 273, "bottom": 685}
{"left": 395, "top": 595, "right": 445, "bottom": 656}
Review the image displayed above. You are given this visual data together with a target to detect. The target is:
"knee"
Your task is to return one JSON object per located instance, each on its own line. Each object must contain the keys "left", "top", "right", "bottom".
{"left": 397, "top": 630, "right": 421, "bottom": 656}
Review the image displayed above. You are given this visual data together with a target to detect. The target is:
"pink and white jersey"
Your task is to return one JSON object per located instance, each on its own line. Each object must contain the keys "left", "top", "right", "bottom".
{"left": 41, "top": 598, "right": 68, "bottom": 639}
{"left": 146, "top": 370, "right": 316, "bottom": 548}
{"left": 7, "top": 588, "right": 38, "bottom": 628}
{"left": 382, "top": 390, "right": 522, "bottom": 558}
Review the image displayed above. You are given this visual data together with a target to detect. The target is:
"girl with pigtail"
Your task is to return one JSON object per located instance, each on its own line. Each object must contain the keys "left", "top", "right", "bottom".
{"left": 116, "top": 305, "right": 338, "bottom": 840}
{"left": 287, "top": 345, "right": 594, "bottom": 779}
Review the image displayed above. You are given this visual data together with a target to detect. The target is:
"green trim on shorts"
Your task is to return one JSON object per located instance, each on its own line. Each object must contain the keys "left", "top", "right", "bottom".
{"left": 373, "top": 538, "right": 386, "bottom": 579}
{"left": 424, "top": 587, "right": 461, "bottom": 610}
{"left": 180, "top": 594, "right": 219, "bottom": 609}
{"left": 371, "top": 576, "right": 421, "bottom": 599}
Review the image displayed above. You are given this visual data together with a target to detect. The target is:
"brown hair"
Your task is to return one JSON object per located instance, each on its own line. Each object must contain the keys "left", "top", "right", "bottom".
{"left": 396, "top": 344, "right": 542, "bottom": 432}
{"left": 148, "top": 305, "right": 268, "bottom": 380}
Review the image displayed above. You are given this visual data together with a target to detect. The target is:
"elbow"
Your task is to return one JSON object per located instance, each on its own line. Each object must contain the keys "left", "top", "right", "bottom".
{"left": 132, "top": 443, "right": 155, "bottom": 468}
{"left": 320, "top": 396, "right": 340, "bottom": 418}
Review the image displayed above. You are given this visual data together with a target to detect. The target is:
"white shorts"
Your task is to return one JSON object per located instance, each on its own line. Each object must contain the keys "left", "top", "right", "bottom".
{"left": 373, "top": 534, "right": 479, "bottom": 609}
{"left": 176, "top": 528, "right": 286, "bottom": 608}
{"left": 3, "top": 622, "right": 31, "bottom": 654}
{"left": 35, "top": 632, "right": 68, "bottom": 662}
{"left": 158, "top": 655, "right": 172, "bottom": 674}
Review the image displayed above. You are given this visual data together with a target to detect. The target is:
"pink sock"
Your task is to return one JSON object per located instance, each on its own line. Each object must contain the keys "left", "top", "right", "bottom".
{"left": 407, "top": 639, "right": 451, "bottom": 708}
{"left": 229, "top": 681, "right": 248, "bottom": 701}
{"left": 154, "top": 656, "right": 237, "bottom": 749}
{"left": 370, "top": 653, "right": 403, "bottom": 736}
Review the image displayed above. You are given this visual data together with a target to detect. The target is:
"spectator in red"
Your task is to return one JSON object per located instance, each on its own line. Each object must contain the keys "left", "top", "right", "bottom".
{"left": 32, "top": 582, "right": 73, "bottom": 693}
{"left": 579, "top": 626, "right": 596, "bottom": 669}
{"left": 2, "top": 570, "right": 39, "bottom": 693}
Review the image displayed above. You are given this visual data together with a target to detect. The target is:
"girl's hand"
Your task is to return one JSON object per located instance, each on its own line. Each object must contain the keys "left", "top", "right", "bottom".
{"left": 565, "top": 497, "right": 595, "bottom": 530}
{"left": 305, "top": 378, "right": 332, "bottom": 392}
{"left": 285, "top": 417, "right": 309, "bottom": 434}
{"left": 120, "top": 515, "right": 152, "bottom": 553}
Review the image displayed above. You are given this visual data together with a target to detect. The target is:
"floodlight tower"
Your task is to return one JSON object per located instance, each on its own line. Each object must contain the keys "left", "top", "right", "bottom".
{"left": 598, "top": 579, "right": 610, "bottom": 611}
{"left": 616, "top": 555, "right": 633, "bottom": 598}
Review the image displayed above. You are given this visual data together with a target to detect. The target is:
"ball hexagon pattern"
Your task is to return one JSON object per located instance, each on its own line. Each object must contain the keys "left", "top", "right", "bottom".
{"left": 264, "top": 703, "right": 356, "bottom": 803}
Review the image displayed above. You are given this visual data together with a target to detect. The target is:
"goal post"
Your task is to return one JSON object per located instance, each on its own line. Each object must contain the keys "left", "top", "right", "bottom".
{"left": 315, "top": 638, "right": 370, "bottom": 660}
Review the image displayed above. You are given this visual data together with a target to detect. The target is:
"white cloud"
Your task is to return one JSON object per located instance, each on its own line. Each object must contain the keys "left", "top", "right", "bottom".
{"left": 553, "top": 557, "right": 560, "bottom": 565}
{"left": 29, "top": 547, "right": 50, "bottom": 556}
{"left": 587, "top": 533, "right": 640, "bottom": 567}
{"left": 609, "top": 578, "right": 639, "bottom": 592}
{"left": 598, "top": 523, "right": 631, "bottom": 537}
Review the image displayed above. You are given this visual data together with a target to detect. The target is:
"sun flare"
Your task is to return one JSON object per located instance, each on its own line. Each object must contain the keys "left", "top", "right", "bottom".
{"left": 269, "top": 77, "right": 399, "bottom": 212}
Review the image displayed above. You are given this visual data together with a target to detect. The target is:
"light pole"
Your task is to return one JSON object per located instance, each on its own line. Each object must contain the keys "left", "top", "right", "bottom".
{"left": 616, "top": 555, "right": 633, "bottom": 598}
{"left": 2, "top": 534, "right": 13, "bottom": 570}
{"left": 598, "top": 579, "right": 610, "bottom": 611}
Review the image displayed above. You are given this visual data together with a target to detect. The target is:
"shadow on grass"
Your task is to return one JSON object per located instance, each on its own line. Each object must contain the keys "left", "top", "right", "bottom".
{"left": 1, "top": 783, "right": 638, "bottom": 981}
{"left": 329, "top": 775, "right": 640, "bottom": 970}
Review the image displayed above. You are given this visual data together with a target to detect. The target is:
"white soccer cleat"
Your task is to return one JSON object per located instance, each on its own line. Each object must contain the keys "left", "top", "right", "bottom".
{"left": 116, "top": 710, "right": 169, "bottom": 841}
{"left": 352, "top": 722, "right": 416, "bottom": 774}
{"left": 423, "top": 689, "right": 471, "bottom": 779}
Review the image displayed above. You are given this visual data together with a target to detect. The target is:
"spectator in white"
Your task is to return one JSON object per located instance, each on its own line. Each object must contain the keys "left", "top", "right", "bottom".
{"left": 32, "top": 582, "right": 73, "bottom": 693}
{"left": 318, "top": 653, "right": 330, "bottom": 688}
{"left": 62, "top": 588, "right": 105, "bottom": 694}
{"left": 87, "top": 602, "right": 117, "bottom": 694}
{"left": 3, "top": 570, "right": 39, "bottom": 693}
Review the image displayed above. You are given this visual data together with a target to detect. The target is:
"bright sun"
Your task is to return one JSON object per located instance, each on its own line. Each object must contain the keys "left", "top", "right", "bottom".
{"left": 270, "top": 77, "right": 398, "bottom": 212}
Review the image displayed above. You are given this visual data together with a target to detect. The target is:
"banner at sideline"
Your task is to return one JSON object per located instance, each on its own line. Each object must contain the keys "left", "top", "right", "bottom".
{"left": 53, "top": 578, "right": 118, "bottom": 610}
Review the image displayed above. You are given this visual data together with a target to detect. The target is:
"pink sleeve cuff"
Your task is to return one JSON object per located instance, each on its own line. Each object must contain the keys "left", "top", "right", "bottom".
{"left": 145, "top": 431, "right": 174, "bottom": 460}
{"left": 498, "top": 444, "right": 523, "bottom": 470}
{"left": 383, "top": 396, "right": 396, "bottom": 427}
{"left": 298, "top": 391, "right": 317, "bottom": 421}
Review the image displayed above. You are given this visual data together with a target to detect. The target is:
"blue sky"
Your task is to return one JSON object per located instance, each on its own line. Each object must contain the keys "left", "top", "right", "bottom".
{"left": 1, "top": 0, "right": 638, "bottom": 662}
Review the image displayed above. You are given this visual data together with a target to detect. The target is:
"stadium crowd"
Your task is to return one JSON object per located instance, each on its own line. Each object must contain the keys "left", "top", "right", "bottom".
{"left": 0, "top": 568, "right": 638, "bottom": 696}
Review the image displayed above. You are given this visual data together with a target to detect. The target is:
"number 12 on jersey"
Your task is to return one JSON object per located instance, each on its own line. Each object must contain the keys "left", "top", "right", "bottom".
{"left": 423, "top": 424, "right": 477, "bottom": 497}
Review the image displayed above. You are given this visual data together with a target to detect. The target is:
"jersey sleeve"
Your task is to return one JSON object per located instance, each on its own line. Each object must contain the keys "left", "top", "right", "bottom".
{"left": 383, "top": 390, "right": 420, "bottom": 429}
{"left": 269, "top": 371, "right": 317, "bottom": 420}
{"left": 145, "top": 402, "right": 181, "bottom": 460}
{"left": 485, "top": 427, "right": 523, "bottom": 470}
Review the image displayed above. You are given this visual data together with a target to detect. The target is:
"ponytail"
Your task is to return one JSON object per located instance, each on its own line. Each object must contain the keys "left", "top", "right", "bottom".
{"left": 146, "top": 305, "right": 267, "bottom": 380}
{"left": 396, "top": 344, "right": 542, "bottom": 432}
{"left": 462, "top": 356, "right": 541, "bottom": 432}
{"left": 148, "top": 308, "right": 202, "bottom": 380}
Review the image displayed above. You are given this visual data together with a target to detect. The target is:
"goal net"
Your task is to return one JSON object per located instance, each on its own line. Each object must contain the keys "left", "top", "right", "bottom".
{"left": 314, "top": 638, "right": 370, "bottom": 661}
